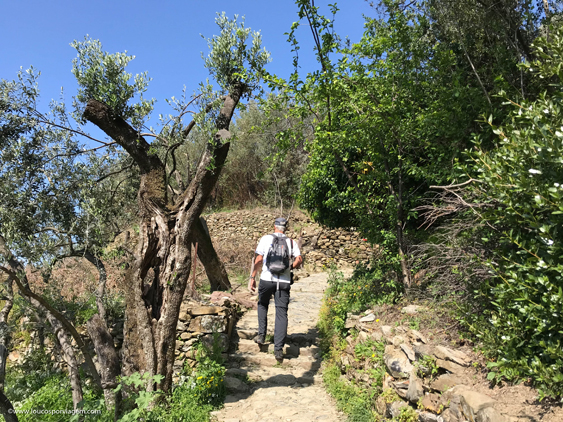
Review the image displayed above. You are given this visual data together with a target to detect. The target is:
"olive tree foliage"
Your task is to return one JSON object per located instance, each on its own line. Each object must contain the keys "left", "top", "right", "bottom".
{"left": 0, "top": 67, "right": 137, "bottom": 412}
{"left": 174, "top": 99, "right": 310, "bottom": 210}
{"left": 71, "top": 36, "right": 155, "bottom": 130}
{"left": 422, "top": 0, "right": 563, "bottom": 103}
{"left": 203, "top": 13, "right": 270, "bottom": 94}
{"left": 0, "top": 69, "right": 136, "bottom": 263}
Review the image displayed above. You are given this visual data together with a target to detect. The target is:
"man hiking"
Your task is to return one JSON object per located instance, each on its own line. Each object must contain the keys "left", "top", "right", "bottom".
{"left": 248, "top": 217, "right": 302, "bottom": 363}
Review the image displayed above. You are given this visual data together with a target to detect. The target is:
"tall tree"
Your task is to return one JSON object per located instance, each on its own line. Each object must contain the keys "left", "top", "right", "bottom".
{"left": 74, "top": 14, "right": 270, "bottom": 391}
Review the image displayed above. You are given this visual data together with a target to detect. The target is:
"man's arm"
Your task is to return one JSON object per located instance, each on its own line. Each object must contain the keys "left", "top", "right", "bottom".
{"left": 248, "top": 254, "right": 263, "bottom": 294}
{"left": 291, "top": 239, "right": 303, "bottom": 269}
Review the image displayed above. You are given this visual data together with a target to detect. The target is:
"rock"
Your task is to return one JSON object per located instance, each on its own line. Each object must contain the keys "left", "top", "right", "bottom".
{"left": 393, "top": 335, "right": 407, "bottom": 347}
{"left": 419, "top": 412, "right": 440, "bottom": 422}
{"left": 392, "top": 380, "right": 410, "bottom": 399}
{"left": 384, "top": 345, "right": 414, "bottom": 378}
{"left": 430, "top": 374, "right": 465, "bottom": 393}
{"left": 179, "top": 302, "right": 191, "bottom": 320}
{"left": 402, "top": 305, "right": 427, "bottom": 314}
{"left": 477, "top": 407, "right": 508, "bottom": 422}
{"left": 176, "top": 320, "right": 187, "bottom": 331}
{"left": 189, "top": 315, "right": 227, "bottom": 333}
{"left": 441, "top": 408, "right": 461, "bottom": 422}
{"left": 434, "top": 346, "right": 470, "bottom": 367}
{"left": 360, "top": 313, "right": 376, "bottom": 322}
{"left": 413, "top": 344, "right": 434, "bottom": 359}
{"left": 201, "top": 333, "right": 229, "bottom": 352}
{"left": 375, "top": 396, "right": 389, "bottom": 417}
{"left": 357, "top": 330, "right": 369, "bottom": 343}
{"left": 236, "top": 329, "right": 257, "bottom": 339}
{"left": 401, "top": 343, "right": 416, "bottom": 361}
{"left": 370, "top": 329, "right": 383, "bottom": 342}
{"left": 224, "top": 376, "right": 250, "bottom": 393}
{"left": 459, "top": 390, "right": 496, "bottom": 421}
{"left": 406, "top": 374, "right": 424, "bottom": 403}
{"left": 345, "top": 314, "right": 360, "bottom": 329}
{"left": 419, "top": 393, "right": 441, "bottom": 413}
{"left": 389, "top": 401, "right": 410, "bottom": 418}
{"left": 381, "top": 325, "right": 394, "bottom": 338}
{"left": 225, "top": 368, "right": 248, "bottom": 377}
{"left": 436, "top": 358, "right": 465, "bottom": 375}
{"left": 7, "top": 351, "right": 20, "bottom": 362}
{"left": 409, "top": 329, "right": 428, "bottom": 344}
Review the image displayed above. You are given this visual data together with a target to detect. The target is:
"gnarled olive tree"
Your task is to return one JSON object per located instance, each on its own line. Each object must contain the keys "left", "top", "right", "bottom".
{"left": 74, "top": 14, "right": 270, "bottom": 390}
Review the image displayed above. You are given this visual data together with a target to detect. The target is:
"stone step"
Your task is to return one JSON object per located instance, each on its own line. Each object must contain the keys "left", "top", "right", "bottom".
{"left": 226, "top": 366, "right": 318, "bottom": 386}
{"left": 229, "top": 352, "right": 322, "bottom": 372}
{"left": 236, "top": 339, "right": 301, "bottom": 357}
{"left": 234, "top": 329, "right": 319, "bottom": 347}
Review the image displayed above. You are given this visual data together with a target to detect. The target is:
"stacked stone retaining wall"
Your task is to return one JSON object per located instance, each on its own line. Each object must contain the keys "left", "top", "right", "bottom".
{"left": 205, "top": 208, "right": 377, "bottom": 268}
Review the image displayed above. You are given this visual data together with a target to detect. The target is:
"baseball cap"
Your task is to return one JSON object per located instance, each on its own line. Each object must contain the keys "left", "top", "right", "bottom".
{"left": 274, "top": 217, "right": 288, "bottom": 227}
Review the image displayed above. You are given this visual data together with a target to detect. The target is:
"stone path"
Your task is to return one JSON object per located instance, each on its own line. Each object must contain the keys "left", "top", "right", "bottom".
{"left": 213, "top": 272, "right": 345, "bottom": 422}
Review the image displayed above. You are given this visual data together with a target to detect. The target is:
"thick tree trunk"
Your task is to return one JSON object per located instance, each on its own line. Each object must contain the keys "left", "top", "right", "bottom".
{"left": 194, "top": 217, "right": 231, "bottom": 291}
{"left": 47, "top": 312, "right": 84, "bottom": 410}
{"left": 0, "top": 278, "right": 17, "bottom": 422}
{"left": 0, "top": 391, "right": 17, "bottom": 422}
{"left": 84, "top": 83, "right": 246, "bottom": 393}
{"left": 87, "top": 314, "right": 121, "bottom": 414}
{"left": 0, "top": 277, "right": 14, "bottom": 392}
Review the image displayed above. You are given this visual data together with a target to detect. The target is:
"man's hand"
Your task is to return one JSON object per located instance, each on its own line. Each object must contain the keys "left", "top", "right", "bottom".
{"left": 248, "top": 276, "right": 257, "bottom": 294}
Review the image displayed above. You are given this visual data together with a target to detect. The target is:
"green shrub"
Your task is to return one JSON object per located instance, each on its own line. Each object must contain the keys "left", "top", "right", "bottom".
{"left": 323, "top": 363, "right": 376, "bottom": 422}
{"left": 320, "top": 264, "right": 403, "bottom": 338}
{"left": 5, "top": 348, "right": 62, "bottom": 404}
{"left": 462, "top": 26, "right": 563, "bottom": 399}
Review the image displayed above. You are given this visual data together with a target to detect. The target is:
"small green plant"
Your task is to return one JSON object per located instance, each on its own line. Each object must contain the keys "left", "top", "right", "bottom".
{"left": 117, "top": 373, "right": 165, "bottom": 422}
{"left": 416, "top": 355, "right": 439, "bottom": 378}
{"left": 394, "top": 405, "right": 418, "bottom": 422}
{"left": 323, "top": 363, "right": 375, "bottom": 421}
{"left": 380, "top": 387, "right": 400, "bottom": 404}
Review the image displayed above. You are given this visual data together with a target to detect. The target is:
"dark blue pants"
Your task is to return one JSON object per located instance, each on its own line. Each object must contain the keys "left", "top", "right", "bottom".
{"left": 257, "top": 279, "right": 290, "bottom": 351}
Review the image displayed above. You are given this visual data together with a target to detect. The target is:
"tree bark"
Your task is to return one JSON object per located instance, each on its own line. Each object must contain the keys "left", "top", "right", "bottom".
{"left": 81, "top": 250, "right": 107, "bottom": 321}
{"left": 86, "top": 314, "right": 121, "bottom": 415}
{"left": 83, "top": 83, "right": 246, "bottom": 392}
{"left": 0, "top": 391, "right": 17, "bottom": 422}
{"left": 0, "top": 277, "right": 14, "bottom": 392}
{"left": 0, "top": 277, "right": 17, "bottom": 422}
{"left": 49, "top": 314, "right": 83, "bottom": 410}
{"left": 194, "top": 217, "right": 231, "bottom": 291}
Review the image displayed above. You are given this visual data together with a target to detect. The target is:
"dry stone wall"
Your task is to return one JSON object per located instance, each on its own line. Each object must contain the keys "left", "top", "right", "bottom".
{"left": 204, "top": 208, "right": 378, "bottom": 268}
{"left": 172, "top": 297, "right": 239, "bottom": 379}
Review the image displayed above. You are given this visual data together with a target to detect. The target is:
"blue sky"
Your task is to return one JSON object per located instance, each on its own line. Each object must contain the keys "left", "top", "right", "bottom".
{"left": 1, "top": 0, "right": 374, "bottom": 127}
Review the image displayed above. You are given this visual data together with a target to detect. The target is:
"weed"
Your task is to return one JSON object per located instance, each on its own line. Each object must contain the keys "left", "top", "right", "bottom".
{"left": 380, "top": 387, "right": 400, "bottom": 404}
{"left": 395, "top": 406, "right": 418, "bottom": 422}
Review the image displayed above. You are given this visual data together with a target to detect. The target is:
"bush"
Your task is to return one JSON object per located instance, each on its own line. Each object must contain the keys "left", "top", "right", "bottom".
{"left": 319, "top": 262, "right": 403, "bottom": 338}
{"left": 462, "top": 27, "right": 563, "bottom": 399}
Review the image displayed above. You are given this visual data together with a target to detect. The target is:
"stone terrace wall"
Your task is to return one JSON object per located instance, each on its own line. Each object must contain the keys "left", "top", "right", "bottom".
{"left": 204, "top": 208, "right": 378, "bottom": 269}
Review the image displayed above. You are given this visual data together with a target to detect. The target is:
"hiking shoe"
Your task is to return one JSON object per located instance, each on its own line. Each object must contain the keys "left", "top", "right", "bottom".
{"left": 253, "top": 334, "right": 265, "bottom": 345}
{"left": 274, "top": 349, "right": 284, "bottom": 363}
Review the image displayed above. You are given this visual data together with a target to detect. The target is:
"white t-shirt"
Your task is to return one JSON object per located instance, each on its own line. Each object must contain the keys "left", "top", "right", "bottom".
{"left": 255, "top": 233, "right": 301, "bottom": 282}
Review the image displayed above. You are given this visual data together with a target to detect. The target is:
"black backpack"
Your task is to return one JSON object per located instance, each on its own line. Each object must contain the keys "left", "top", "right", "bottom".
{"left": 266, "top": 235, "right": 292, "bottom": 275}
